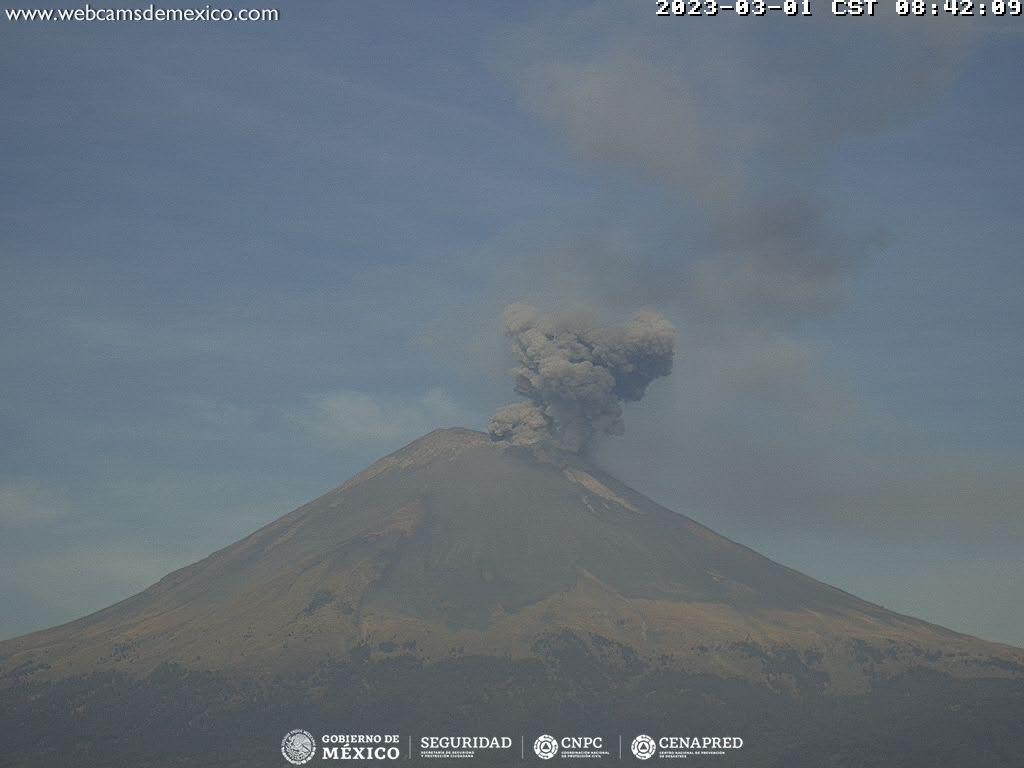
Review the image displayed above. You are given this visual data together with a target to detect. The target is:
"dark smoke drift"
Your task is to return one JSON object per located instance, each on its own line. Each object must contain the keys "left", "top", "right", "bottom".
{"left": 488, "top": 303, "right": 675, "bottom": 453}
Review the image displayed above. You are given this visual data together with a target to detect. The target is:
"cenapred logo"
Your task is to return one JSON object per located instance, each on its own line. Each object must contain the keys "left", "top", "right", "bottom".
{"left": 634, "top": 734, "right": 744, "bottom": 759}
{"left": 533, "top": 734, "right": 559, "bottom": 760}
{"left": 631, "top": 734, "right": 657, "bottom": 760}
{"left": 281, "top": 729, "right": 316, "bottom": 765}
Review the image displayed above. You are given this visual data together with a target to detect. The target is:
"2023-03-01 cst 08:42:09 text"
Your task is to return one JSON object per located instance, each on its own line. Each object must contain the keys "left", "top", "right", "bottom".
{"left": 656, "top": 0, "right": 1023, "bottom": 15}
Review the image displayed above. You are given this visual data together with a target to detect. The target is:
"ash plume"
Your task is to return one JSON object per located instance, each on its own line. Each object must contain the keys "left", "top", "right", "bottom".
{"left": 488, "top": 304, "right": 675, "bottom": 453}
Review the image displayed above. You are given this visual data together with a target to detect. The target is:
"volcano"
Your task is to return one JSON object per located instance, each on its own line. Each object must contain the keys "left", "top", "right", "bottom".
{"left": 2, "top": 428, "right": 1023, "bottom": 767}
{"left": 3, "top": 428, "right": 1019, "bottom": 684}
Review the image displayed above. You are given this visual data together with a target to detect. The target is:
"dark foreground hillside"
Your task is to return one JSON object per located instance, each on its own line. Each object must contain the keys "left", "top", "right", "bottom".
{"left": 2, "top": 633, "right": 1023, "bottom": 768}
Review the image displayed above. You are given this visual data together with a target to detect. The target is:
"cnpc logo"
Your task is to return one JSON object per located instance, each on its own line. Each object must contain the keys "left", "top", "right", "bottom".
{"left": 533, "top": 734, "right": 605, "bottom": 759}
{"left": 533, "top": 734, "right": 559, "bottom": 760}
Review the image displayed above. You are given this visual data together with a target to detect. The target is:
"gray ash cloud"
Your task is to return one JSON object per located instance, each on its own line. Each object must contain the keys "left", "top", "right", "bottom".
{"left": 488, "top": 304, "right": 675, "bottom": 453}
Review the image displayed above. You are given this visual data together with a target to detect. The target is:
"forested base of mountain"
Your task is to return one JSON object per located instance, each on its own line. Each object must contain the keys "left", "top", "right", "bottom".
{"left": 2, "top": 634, "right": 1023, "bottom": 767}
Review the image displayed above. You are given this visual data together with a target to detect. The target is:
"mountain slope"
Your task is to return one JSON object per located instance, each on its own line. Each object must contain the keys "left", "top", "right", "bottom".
{"left": 2, "top": 428, "right": 1021, "bottom": 693}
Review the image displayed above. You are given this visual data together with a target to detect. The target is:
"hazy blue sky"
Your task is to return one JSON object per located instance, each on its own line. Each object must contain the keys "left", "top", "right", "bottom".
{"left": 2, "top": 3, "right": 1022, "bottom": 646}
